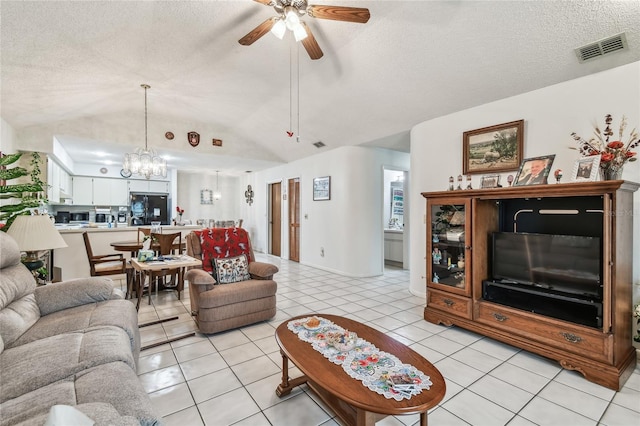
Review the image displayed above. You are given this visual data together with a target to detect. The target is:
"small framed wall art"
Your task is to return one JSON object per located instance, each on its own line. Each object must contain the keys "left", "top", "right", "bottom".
{"left": 201, "top": 189, "right": 213, "bottom": 204}
{"left": 513, "top": 154, "right": 556, "bottom": 186}
{"left": 463, "top": 119, "right": 524, "bottom": 175}
{"left": 313, "top": 176, "right": 331, "bottom": 201}
{"left": 571, "top": 156, "right": 601, "bottom": 182}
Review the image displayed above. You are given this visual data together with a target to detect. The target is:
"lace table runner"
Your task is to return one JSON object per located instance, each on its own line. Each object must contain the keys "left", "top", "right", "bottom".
{"left": 287, "top": 316, "right": 433, "bottom": 400}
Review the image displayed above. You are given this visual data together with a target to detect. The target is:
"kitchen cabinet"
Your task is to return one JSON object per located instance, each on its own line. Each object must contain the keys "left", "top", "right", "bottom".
{"left": 46, "top": 157, "right": 72, "bottom": 204}
{"left": 72, "top": 177, "right": 129, "bottom": 206}
{"left": 422, "top": 180, "right": 638, "bottom": 390}
{"left": 128, "top": 179, "right": 169, "bottom": 194}
{"left": 47, "top": 158, "right": 60, "bottom": 203}
{"left": 72, "top": 176, "right": 93, "bottom": 205}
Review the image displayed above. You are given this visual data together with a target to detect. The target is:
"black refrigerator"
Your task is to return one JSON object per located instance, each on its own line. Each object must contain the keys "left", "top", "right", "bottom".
{"left": 130, "top": 193, "right": 170, "bottom": 225}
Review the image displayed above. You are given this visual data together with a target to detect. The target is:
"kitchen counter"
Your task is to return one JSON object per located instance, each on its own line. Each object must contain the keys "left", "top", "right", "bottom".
{"left": 56, "top": 224, "right": 201, "bottom": 233}
{"left": 53, "top": 225, "right": 203, "bottom": 281}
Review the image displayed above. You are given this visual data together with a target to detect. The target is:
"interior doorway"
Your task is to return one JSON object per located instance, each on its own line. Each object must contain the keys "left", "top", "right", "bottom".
{"left": 383, "top": 168, "right": 409, "bottom": 269}
{"left": 269, "top": 182, "right": 282, "bottom": 256}
{"left": 288, "top": 178, "right": 300, "bottom": 262}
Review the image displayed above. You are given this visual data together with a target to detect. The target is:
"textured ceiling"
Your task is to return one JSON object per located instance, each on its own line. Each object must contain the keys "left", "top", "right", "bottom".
{"left": 2, "top": 1, "right": 640, "bottom": 176}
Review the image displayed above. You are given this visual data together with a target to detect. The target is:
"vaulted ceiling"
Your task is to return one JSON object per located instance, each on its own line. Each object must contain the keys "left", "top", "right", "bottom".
{"left": 2, "top": 1, "right": 639, "bottom": 176}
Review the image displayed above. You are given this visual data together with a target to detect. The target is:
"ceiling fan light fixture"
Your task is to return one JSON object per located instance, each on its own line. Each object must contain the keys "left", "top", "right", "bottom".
{"left": 271, "top": 18, "right": 286, "bottom": 39}
{"left": 284, "top": 7, "right": 300, "bottom": 30}
{"left": 293, "top": 23, "right": 307, "bottom": 41}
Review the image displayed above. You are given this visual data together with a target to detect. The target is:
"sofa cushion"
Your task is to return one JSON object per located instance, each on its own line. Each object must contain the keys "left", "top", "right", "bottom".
{"left": 0, "top": 293, "right": 40, "bottom": 349}
{"left": 75, "top": 362, "right": 160, "bottom": 426}
{"left": 0, "top": 366, "right": 157, "bottom": 426}
{"left": 0, "top": 327, "right": 136, "bottom": 403}
{"left": 197, "top": 279, "right": 277, "bottom": 309}
{"left": 34, "top": 278, "right": 117, "bottom": 316}
{"left": 195, "top": 227, "right": 252, "bottom": 273}
{"left": 10, "top": 299, "right": 141, "bottom": 358}
{"left": 213, "top": 254, "right": 251, "bottom": 284}
{"left": 0, "top": 231, "right": 21, "bottom": 270}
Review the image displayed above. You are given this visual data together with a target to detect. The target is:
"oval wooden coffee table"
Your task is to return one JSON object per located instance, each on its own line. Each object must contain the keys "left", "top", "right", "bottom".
{"left": 275, "top": 314, "right": 446, "bottom": 426}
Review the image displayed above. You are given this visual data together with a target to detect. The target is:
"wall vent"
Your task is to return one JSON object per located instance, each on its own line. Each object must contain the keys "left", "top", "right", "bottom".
{"left": 576, "top": 33, "right": 627, "bottom": 63}
{"left": 313, "top": 141, "right": 326, "bottom": 148}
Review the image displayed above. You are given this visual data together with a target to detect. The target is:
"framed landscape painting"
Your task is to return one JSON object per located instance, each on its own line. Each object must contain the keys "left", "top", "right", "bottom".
{"left": 463, "top": 119, "right": 524, "bottom": 174}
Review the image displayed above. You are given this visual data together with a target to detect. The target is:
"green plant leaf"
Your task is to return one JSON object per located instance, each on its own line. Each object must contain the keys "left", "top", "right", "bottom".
{"left": 0, "top": 153, "right": 22, "bottom": 166}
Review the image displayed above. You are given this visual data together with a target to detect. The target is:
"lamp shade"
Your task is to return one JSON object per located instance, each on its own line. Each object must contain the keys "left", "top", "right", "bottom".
{"left": 7, "top": 215, "right": 68, "bottom": 252}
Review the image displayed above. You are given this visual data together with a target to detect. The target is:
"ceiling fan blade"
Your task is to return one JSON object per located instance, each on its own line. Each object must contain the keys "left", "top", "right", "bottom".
{"left": 307, "top": 5, "right": 370, "bottom": 24}
{"left": 300, "top": 22, "right": 323, "bottom": 60}
{"left": 238, "top": 17, "right": 277, "bottom": 46}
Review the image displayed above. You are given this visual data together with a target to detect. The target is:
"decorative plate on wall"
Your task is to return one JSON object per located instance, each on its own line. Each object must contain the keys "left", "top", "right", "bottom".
{"left": 188, "top": 131, "right": 200, "bottom": 147}
{"left": 165, "top": 131, "right": 174, "bottom": 140}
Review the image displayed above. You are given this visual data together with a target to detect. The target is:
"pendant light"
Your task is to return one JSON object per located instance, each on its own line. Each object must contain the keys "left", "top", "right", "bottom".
{"left": 122, "top": 84, "right": 167, "bottom": 180}
{"left": 214, "top": 170, "right": 222, "bottom": 200}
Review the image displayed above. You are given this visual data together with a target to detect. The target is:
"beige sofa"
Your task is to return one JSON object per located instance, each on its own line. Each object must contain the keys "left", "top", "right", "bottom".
{"left": 0, "top": 231, "right": 160, "bottom": 426}
{"left": 185, "top": 228, "right": 278, "bottom": 334}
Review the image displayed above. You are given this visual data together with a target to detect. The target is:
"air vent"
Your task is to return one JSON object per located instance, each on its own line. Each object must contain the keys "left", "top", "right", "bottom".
{"left": 313, "top": 141, "right": 326, "bottom": 148}
{"left": 576, "top": 33, "right": 627, "bottom": 63}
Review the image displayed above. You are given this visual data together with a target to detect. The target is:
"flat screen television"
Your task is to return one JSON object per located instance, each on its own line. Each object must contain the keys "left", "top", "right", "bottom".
{"left": 491, "top": 232, "right": 602, "bottom": 299}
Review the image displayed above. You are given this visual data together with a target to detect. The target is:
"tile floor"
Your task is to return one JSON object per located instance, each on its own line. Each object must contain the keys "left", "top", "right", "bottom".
{"left": 133, "top": 255, "right": 640, "bottom": 426}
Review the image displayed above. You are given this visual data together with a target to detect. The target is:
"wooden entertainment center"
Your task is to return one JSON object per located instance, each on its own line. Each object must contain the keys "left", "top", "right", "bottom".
{"left": 422, "top": 180, "right": 638, "bottom": 390}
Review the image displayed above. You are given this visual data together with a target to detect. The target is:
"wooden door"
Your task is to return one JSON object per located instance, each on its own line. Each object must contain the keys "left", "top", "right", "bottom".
{"left": 288, "top": 178, "right": 300, "bottom": 262}
{"left": 270, "top": 182, "right": 282, "bottom": 256}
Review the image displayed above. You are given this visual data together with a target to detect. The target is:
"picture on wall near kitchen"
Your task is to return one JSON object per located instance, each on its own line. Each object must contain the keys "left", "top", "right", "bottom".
{"left": 463, "top": 119, "right": 524, "bottom": 174}
{"left": 188, "top": 131, "right": 200, "bottom": 147}
{"left": 201, "top": 189, "right": 213, "bottom": 205}
{"left": 313, "top": 176, "right": 331, "bottom": 201}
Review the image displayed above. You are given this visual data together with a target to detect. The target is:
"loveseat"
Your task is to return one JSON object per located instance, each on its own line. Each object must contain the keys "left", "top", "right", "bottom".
{"left": 0, "top": 232, "right": 160, "bottom": 426}
{"left": 185, "top": 227, "right": 278, "bottom": 334}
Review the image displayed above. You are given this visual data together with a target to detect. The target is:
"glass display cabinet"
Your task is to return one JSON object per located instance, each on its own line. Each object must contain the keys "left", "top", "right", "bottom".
{"left": 427, "top": 199, "right": 471, "bottom": 297}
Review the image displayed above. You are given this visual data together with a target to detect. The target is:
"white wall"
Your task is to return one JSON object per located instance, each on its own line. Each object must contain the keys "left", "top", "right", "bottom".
{"left": 241, "top": 145, "right": 409, "bottom": 277}
{"left": 0, "top": 118, "right": 16, "bottom": 154}
{"left": 409, "top": 61, "right": 640, "bottom": 298}
{"left": 177, "top": 172, "right": 240, "bottom": 225}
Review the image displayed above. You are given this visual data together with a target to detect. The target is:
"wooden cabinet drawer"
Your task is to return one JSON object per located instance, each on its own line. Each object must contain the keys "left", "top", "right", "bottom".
{"left": 427, "top": 289, "right": 472, "bottom": 319}
{"left": 477, "top": 302, "right": 611, "bottom": 362}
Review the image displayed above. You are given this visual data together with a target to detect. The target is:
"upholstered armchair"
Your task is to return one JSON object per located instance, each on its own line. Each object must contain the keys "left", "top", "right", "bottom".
{"left": 185, "top": 227, "right": 278, "bottom": 334}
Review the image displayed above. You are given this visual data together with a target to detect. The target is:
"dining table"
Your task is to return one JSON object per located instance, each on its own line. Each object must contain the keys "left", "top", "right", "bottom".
{"left": 110, "top": 240, "right": 186, "bottom": 257}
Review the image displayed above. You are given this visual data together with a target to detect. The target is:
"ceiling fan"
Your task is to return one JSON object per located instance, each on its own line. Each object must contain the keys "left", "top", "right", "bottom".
{"left": 238, "top": 0, "right": 370, "bottom": 60}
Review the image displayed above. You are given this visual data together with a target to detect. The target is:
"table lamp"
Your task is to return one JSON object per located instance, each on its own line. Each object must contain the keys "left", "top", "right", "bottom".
{"left": 7, "top": 215, "right": 68, "bottom": 271}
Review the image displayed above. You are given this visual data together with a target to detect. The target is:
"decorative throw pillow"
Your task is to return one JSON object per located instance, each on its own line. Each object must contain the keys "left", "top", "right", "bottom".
{"left": 212, "top": 254, "right": 251, "bottom": 284}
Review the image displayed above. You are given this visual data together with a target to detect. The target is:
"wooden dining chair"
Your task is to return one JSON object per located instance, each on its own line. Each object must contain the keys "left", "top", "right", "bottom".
{"left": 137, "top": 227, "right": 151, "bottom": 243}
{"left": 148, "top": 232, "right": 184, "bottom": 300}
{"left": 82, "top": 232, "right": 133, "bottom": 296}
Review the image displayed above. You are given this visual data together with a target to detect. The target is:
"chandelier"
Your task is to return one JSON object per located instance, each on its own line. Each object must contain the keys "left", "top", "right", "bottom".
{"left": 122, "top": 84, "right": 167, "bottom": 179}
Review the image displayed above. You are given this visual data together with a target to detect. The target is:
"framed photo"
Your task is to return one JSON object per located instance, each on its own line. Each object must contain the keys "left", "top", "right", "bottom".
{"left": 200, "top": 189, "right": 213, "bottom": 204}
{"left": 463, "top": 119, "right": 524, "bottom": 175}
{"left": 313, "top": 176, "right": 331, "bottom": 201}
{"left": 480, "top": 174, "right": 501, "bottom": 188}
{"left": 571, "top": 156, "right": 601, "bottom": 182}
{"left": 513, "top": 154, "right": 556, "bottom": 186}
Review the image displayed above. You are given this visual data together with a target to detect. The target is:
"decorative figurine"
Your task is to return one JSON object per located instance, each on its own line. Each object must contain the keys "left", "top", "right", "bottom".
{"left": 433, "top": 273, "right": 440, "bottom": 283}
{"left": 448, "top": 176, "right": 454, "bottom": 191}
{"left": 466, "top": 175, "right": 472, "bottom": 190}
{"left": 432, "top": 248, "right": 442, "bottom": 264}
{"left": 554, "top": 169, "right": 563, "bottom": 184}
{"left": 457, "top": 254, "right": 465, "bottom": 269}
{"left": 456, "top": 175, "right": 463, "bottom": 190}
{"left": 507, "top": 174, "right": 514, "bottom": 186}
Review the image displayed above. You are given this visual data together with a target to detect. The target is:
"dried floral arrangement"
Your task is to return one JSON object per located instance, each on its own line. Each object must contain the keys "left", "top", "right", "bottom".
{"left": 571, "top": 114, "right": 637, "bottom": 178}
